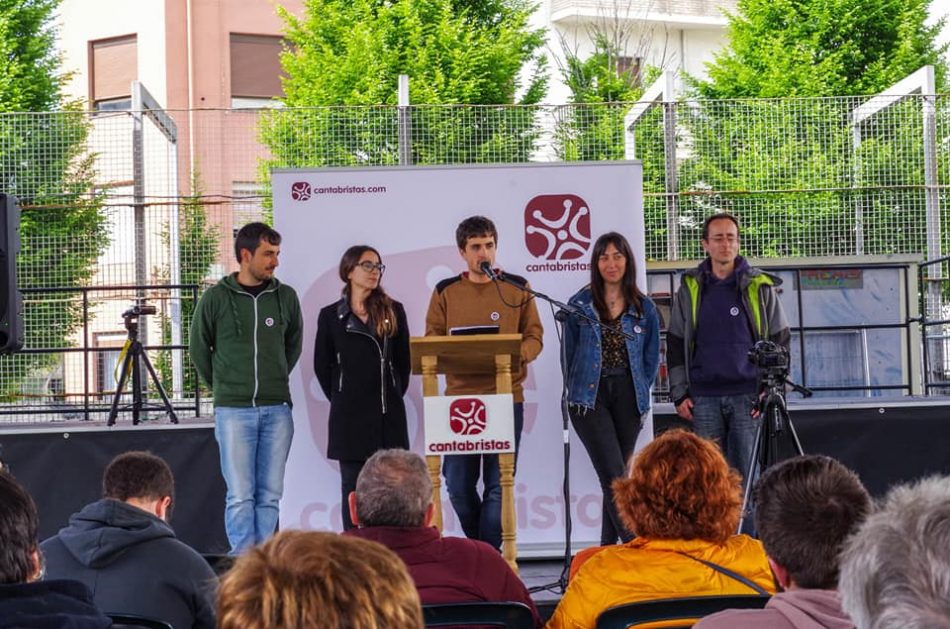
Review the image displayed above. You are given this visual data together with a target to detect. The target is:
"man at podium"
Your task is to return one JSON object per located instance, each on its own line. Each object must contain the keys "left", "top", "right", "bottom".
{"left": 425, "top": 215, "right": 544, "bottom": 550}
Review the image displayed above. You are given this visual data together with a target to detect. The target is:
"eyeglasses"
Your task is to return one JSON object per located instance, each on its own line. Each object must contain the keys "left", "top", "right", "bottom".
{"left": 707, "top": 235, "right": 739, "bottom": 244}
{"left": 357, "top": 261, "right": 386, "bottom": 273}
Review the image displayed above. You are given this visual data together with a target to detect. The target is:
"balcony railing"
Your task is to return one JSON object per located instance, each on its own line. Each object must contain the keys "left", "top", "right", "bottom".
{"left": 550, "top": 0, "right": 736, "bottom": 24}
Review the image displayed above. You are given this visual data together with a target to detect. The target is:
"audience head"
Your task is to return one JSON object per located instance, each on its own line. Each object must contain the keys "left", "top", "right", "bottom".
{"left": 351, "top": 448, "right": 433, "bottom": 528}
{"left": 613, "top": 429, "right": 741, "bottom": 543}
{"left": 0, "top": 470, "right": 40, "bottom": 584}
{"left": 103, "top": 451, "right": 175, "bottom": 520}
{"left": 217, "top": 530, "right": 423, "bottom": 629}
{"left": 839, "top": 475, "right": 950, "bottom": 629}
{"left": 753, "top": 455, "right": 871, "bottom": 590}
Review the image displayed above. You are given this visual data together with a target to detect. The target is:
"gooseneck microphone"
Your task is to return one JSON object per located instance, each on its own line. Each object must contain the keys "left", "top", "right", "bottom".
{"left": 478, "top": 260, "right": 499, "bottom": 280}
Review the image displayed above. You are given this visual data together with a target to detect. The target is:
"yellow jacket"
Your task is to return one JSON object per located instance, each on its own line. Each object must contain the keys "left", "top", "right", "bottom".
{"left": 546, "top": 536, "right": 776, "bottom": 629}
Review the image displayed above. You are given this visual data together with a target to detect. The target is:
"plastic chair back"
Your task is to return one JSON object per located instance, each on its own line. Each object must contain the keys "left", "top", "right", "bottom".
{"left": 106, "top": 612, "right": 174, "bottom": 629}
{"left": 423, "top": 601, "right": 535, "bottom": 628}
{"left": 595, "top": 594, "right": 771, "bottom": 629}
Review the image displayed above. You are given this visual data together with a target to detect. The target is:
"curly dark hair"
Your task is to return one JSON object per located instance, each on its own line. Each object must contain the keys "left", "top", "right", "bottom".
{"left": 613, "top": 429, "right": 742, "bottom": 543}
{"left": 0, "top": 470, "right": 39, "bottom": 584}
{"left": 234, "top": 222, "right": 281, "bottom": 263}
{"left": 455, "top": 215, "right": 497, "bottom": 250}
{"left": 103, "top": 451, "right": 174, "bottom": 504}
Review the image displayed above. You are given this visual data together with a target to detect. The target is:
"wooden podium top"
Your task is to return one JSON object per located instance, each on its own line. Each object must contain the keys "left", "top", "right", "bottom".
{"left": 410, "top": 334, "right": 522, "bottom": 375}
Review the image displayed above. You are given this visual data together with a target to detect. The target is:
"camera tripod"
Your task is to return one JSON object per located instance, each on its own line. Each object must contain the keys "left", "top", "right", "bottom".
{"left": 737, "top": 371, "right": 811, "bottom": 533}
{"left": 107, "top": 313, "right": 178, "bottom": 426}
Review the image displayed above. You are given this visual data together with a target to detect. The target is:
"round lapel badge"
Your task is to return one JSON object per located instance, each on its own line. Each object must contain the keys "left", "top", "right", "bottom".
{"left": 729, "top": 306, "right": 740, "bottom": 316}
{"left": 265, "top": 317, "right": 275, "bottom": 327}
{"left": 634, "top": 325, "right": 642, "bottom": 334}
{"left": 490, "top": 311, "right": 500, "bottom": 322}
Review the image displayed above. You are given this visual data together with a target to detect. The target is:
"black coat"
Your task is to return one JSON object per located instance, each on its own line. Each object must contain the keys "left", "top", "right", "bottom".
{"left": 314, "top": 298, "right": 411, "bottom": 461}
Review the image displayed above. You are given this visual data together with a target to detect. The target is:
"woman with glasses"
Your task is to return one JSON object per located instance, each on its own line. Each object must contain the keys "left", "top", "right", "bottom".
{"left": 563, "top": 232, "right": 661, "bottom": 545}
{"left": 314, "top": 245, "right": 411, "bottom": 531}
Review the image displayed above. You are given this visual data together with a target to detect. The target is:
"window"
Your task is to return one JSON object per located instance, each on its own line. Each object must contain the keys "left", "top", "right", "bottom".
{"left": 90, "top": 35, "right": 137, "bottom": 111}
{"left": 617, "top": 56, "right": 642, "bottom": 85}
{"left": 232, "top": 181, "right": 266, "bottom": 234}
{"left": 95, "top": 333, "right": 128, "bottom": 401}
{"left": 230, "top": 34, "right": 285, "bottom": 108}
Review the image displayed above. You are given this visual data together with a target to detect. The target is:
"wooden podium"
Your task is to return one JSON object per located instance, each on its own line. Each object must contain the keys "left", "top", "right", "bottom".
{"left": 411, "top": 334, "right": 522, "bottom": 571}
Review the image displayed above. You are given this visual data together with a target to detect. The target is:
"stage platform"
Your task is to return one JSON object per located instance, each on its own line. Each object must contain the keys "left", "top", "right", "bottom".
{"left": 0, "top": 418, "right": 228, "bottom": 554}
{"left": 2, "top": 397, "right": 949, "bottom": 558}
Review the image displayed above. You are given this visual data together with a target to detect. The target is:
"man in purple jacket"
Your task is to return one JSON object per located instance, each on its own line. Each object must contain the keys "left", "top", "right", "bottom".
{"left": 668, "top": 213, "right": 790, "bottom": 492}
{"left": 696, "top": 455, "right": 871, "bottom": 629}
{"left": 344, "top": 448, "right": 541, "bottom": 627}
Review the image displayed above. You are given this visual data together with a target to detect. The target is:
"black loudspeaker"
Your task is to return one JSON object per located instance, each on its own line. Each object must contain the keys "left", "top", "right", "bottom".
{"left": 0, "top": 194, "right": 23, "bottom": 353}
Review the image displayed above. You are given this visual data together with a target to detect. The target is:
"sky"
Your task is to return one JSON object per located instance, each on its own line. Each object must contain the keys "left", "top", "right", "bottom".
{"left": 931, "top": 0, "right": 950, "bottom": 46}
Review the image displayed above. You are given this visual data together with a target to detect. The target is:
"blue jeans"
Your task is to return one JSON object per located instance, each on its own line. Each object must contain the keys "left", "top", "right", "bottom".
{"left": 443, "top": 403, "right": 524, "bottom": 550}
{"left": 692, "top": 393, "right": 759, "bottom": 490}
{"left": 214, "top": 404, "right": 294, "bottom": 554}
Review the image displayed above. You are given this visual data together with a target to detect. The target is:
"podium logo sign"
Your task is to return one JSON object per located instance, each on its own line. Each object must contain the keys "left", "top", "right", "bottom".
{"left": 449, "top": 398, "right": 488, "bottom": 435}
{"left": 425, "top": 394, "right": 515, "bottom": 454}
{"left": 524, "top": 194, "right": 592, "bottom": 260}
{"left": 291, "top": 181, "right": 312, "bottom": 201}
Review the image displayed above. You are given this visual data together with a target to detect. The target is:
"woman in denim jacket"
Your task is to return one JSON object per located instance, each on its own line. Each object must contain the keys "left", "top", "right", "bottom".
{"left": 563, "top": 232, "right": 661, "bottom": 545}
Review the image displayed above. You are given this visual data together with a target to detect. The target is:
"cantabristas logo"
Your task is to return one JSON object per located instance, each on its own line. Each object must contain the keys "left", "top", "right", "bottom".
{"left": 424, "top": 394, "right": 514, "bottom": 454}
{"left": 449, "top": 398, "right": 487, "bottom": 436}
{"left": 291, "top": 181, "right": 312, "bottom": 201}
{"left": 523, "top": 194, "right": 592, "bottom": 272}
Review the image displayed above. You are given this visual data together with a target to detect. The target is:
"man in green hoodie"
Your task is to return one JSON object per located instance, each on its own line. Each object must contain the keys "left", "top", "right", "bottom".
{"left": 189, "top": 222, "right": 303, "bottom": 554}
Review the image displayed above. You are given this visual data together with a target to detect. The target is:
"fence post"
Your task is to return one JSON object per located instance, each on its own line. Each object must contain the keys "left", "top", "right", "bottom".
{"left": 922, "top": 71, "right": 941, "bottom": 300}
{"left": 398, "top": 75, "right": 412, "bottom": 166}
{"left": 132, "top": 82, "right": 183, "bottom": 400}
{"left": 851, "top": 120, "right": 865, "bottom": 255}
{"left": 662, "top": 73, "right": 679, "bottom": 260}
{"left": 624, "top": 70, "right": 680, "bottom": 259}
{"left": 131, "top": 82, "right": 149, "bottom": 398}
{"left": 851, "top": 66, "right": 941, "bottom": 390}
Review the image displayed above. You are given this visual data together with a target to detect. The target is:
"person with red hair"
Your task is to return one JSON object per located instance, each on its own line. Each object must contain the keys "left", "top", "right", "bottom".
{"left": 546, "top": 429, "right": 776, "bottom": 629}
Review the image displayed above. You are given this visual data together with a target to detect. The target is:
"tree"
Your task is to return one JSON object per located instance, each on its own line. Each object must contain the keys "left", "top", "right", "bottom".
{"left": 259, "top": 0, "right": 547, "bottom": 175}
{"left": 0, "top": 0, "right": 108, "bottom": 401}
{"left": 155, "top": 173, "right": 218, "bottom": 400}
{"left": 553, "top": 24, "right": 671, "bottom": 255}
{"left": 675, "top": 0, "right": 949, "bottom": 259}
{"left": 698, "top": 0, "right": 947, "bottom": 99}
{"left": 556, "top": 35, "right": 646, "bottom": 162}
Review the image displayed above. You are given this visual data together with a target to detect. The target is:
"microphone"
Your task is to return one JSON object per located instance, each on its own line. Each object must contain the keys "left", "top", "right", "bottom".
{"left": 479, "top": 261, "right": 499, "bottom": 280}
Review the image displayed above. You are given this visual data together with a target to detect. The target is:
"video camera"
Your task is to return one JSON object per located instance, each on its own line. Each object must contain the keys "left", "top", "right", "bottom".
{"left": 122, "top": 304, "right": 157, "bottom": 319}
{"left": 748, "top": 340, "right": 790, "bottom": 380}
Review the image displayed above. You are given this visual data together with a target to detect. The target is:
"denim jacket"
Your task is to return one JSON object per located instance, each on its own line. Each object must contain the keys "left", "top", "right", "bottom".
{"left": 562, "top": 286, "right": 661, "bottom": 414}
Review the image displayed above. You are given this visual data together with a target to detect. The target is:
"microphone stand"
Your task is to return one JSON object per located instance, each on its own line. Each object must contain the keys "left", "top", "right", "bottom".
{"left": 486, "top": 268, "right": 637, "bottom": 595}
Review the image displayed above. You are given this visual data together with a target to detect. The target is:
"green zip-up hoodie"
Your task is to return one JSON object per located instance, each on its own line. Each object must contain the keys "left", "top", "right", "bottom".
{"left": 189, "top": 273, "right": 303, "bottom": 408}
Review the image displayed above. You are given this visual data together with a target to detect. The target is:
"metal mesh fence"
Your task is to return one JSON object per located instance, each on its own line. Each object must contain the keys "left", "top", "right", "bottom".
{"left": 2, "top": 94, "right": 950, "bottom": 421}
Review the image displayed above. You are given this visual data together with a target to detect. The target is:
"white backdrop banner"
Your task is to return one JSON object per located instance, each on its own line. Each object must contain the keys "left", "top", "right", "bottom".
{"left": 272, "top": 162, "right": 647, "bottom": 550}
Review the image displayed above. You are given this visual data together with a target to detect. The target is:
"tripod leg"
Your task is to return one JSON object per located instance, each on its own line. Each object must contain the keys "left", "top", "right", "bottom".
{"left": 738, "top": 418, "right": 764, "bottom": 534}
{"left": 140, "top": 349, "right": 178, "bottom": 423}
{"left": 780, "top": 399, "right": 805, "bottom": 456}
{"left": 107, "top": 351, "right": 134, "bottom": 426}
{"left": 131, "top": 344, "right": 142, "bottom": 425}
